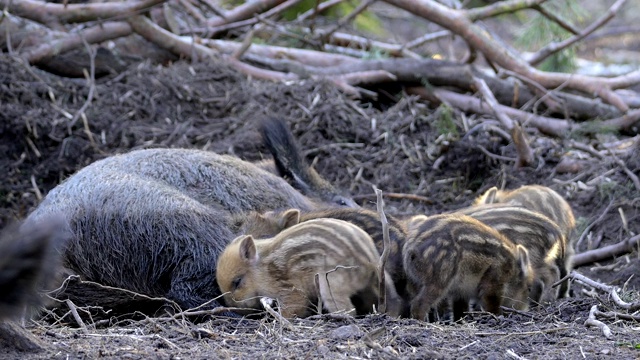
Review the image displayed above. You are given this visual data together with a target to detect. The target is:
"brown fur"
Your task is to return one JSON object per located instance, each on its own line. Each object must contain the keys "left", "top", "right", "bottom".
{"left": 474, "top": 185, "right": 575, "bottom": 297}
{"left": 233, "top": 207, "right": 409, "bottom": 301}
{"left": 454, "top": 204, "right": 566, "bottom": 304}
{"left": 403, "top": 214, "right": 533, "bottom": 322}
{"left": 216, "top": 218, "right": 402, "bottom": 318}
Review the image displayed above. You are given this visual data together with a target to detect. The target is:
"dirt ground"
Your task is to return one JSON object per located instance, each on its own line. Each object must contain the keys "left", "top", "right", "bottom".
{"left": 1, "top": 51, "right": 639, "bottom": 359}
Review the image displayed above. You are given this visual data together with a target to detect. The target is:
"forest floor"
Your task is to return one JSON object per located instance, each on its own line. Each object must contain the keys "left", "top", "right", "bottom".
{"left": 1, "top": 19, "right": 639, "bottom": 358}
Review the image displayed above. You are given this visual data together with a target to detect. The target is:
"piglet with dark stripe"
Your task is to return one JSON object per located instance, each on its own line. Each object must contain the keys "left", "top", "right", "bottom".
{"left": 216, "top": 218, "right": 402, "bottom": 318}
{"left": 475, "top": 185, "right": 576, "bottom": 297}
{"left": 403, "top": 214, "right": 534, "bottom": 322}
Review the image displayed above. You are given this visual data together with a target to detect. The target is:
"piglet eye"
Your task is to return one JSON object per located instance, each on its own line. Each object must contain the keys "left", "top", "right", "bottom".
{"left": 231, "top": 277, "right": 243, "bottom": 290}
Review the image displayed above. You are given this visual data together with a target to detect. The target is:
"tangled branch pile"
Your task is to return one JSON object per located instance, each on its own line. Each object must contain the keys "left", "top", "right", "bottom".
{"left": 1, "top": 0, "right": 639, "bottom": 166}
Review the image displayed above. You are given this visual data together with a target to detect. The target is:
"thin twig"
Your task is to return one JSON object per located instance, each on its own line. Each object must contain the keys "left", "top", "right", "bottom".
{"left": 584, "top": 305, "right": 612, "bottom": 338}
{"left": 260, "top": 297, "right": 294, "bottom": 330}
{"left": 69, "top": 36, "right": 97, "bottom": 131}
{"left": 351, "top": 192, "right": 434, "bottom": 204}
{"left": 65, "top": 299, "right": 88, "bottom": 333}
{"left": 570, "top": 271, "right": 640, "bottom": 311}
{"left": 607, "top": 149, "right": 640, "bottom": 192}
{"left": 374, "top": 187, "right": 390, "bottom": 314}
{"left": 528, "top": 0, "right": 628, "bottom": 66}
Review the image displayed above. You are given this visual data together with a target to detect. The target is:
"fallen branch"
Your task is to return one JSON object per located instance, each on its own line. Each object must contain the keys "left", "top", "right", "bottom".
{"left": 382, "top": 0, "right": 638, "bottom": 111}
{"left": 584, "top": 305, "right": 612, "bottom": 339}
{"left": 594, "top": 308, "right": 640, "bottom": 322}
{"left": 472, "top": 76, "right": 533, "bottom": 167}
{"left": 1, "top": 0, "right": 166, "bottom": 27}
{"left": 65, "top": 299, "right": 88, "bottom": 333}
{"left": 23, "top": 21, "right": 133, "bottom": 64}
{"left": 570, "top": 271, "right": 640, "bottom": 311}
{"left": 572, "top": 234, "right": 640, "bottom": 268}
{"left": 408, "top": 86, "right": 571, "bottom": 137}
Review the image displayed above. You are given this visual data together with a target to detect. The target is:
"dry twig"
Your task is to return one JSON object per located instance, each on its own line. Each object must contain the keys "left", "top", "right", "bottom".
{"left": 570, "top": 271, "right": 640, "bottom": 311}
{"left": 374, "top": 187, "right": 390, "bottom": 314}
{"left": 584, "top": 305, "right": 612, "bottom": 339}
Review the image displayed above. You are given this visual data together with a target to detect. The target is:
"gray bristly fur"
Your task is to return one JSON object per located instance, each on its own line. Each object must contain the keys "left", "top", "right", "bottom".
{"left": 0, "top": 216, "right": 68, "bottom": 320}
{"left": 23, "top": 145, "right": 345, "bottom": 311}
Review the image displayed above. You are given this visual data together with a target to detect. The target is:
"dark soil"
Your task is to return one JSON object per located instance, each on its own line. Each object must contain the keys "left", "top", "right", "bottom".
{"left": 1, "top": 55, "right": 639, "bottom": 359}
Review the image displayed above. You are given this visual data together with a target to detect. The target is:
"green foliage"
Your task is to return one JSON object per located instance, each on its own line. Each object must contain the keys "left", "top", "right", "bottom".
{"left": 362, "top": 47, "right": 390, "bottom": 60}
{"left": 569, "top": 120, "right": 619, "bottom": 138}
{"left": 596, "top": 181, "right": 619, "bottom": 201}
{"left": 433, "top": 104, "right": 459, "bottom": 137}
{"left": 515, "top": 0, "right": 587, "bottom": 72}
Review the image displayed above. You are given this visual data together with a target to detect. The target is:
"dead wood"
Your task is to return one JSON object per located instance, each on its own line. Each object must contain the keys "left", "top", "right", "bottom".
{"left": 48, "top": 275, "right": 180, "bottom": 320}
{"left": 374, "top": 187, "right": 390, "bottom": 314}
{"left": 0, "top": 0, "right": 167, "bottom": 28}
{"left": 0, "top": 322, "right": 45, "bottom": 352}
{"left": 572, "top": 234, "right": 640, "bottom": 268}
{"left": 381, "top": 0, "right": 639, "bottom": 112}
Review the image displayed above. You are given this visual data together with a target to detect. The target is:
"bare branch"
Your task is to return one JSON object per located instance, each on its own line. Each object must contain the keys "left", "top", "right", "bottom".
{"left": 407, "top": 86, "right": 571, "bottom": 137}
{"left": 531, "top": 4, "right": 580, "bottom": 35}
{"left": 584, "top": 305, "right": 612, "bottom": 339}
{"left": 465, "top": 0, "right": 549, "bottom": 21}
{"left": 206, "top": 0, "right": 286, "bottom": 27}
{"left": 382, "top": 0, "right": 630, "bottom": 111}
{"left": 528, "top": 0, "right": 628, "bottom": 66}
{"left": 1, "top": 0, "right": 166, "bottom": 27}
{"left": 127, "top": 15, "right": 298, "bottom": 82}
{"left": 374, "top": 187, "right": 390, "bottom": 314}
{"left": 573, "top": 233, "right": 640, "bottom": 268}
{"left": 196, "top": 0, "right": 304, "bottom": 37}
{"left": 297, "top": 0, "right": 348, "bottom": 22}
{"left": 570, "top": 271, "right": 640, "bottom": 311}
{"left": 23, "top": 21, "right": 132, "bottom": 64}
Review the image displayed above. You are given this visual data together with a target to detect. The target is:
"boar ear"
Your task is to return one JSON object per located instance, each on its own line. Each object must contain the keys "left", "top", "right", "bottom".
{"left": 239, "top": 235, "right": 259, "bottom": 264}
{"left": 480, "top": 187, "right": 499, "bottom": 204}
{"left": 516, "top": 244, "right": 531, "bottom": 278}
{"left": 280, "top": 209, "right": 301, "bottom": 229}
{"left": 406, "top": 215, "right": 428, "bottom": 234}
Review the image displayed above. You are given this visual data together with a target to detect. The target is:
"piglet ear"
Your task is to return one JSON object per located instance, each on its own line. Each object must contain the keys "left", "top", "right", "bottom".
{"left": 280, "top": 209, "right": 301, "bottom": 229}
{"left": 405, "top": 215, "right": 428, "bottom": 234}
{"left": 481, "top": 187, "right": 499, "bottom": 204}
{"left": 239, "top": 235, "right": 259, "bottom": 264}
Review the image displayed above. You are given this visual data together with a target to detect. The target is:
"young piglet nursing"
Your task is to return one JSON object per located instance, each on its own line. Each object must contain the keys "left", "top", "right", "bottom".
{"left": 403, "top": 214, "right": 534, "bottom": 322}
{"left": 216, "top": 216, "right": 402, "bottom": 318}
